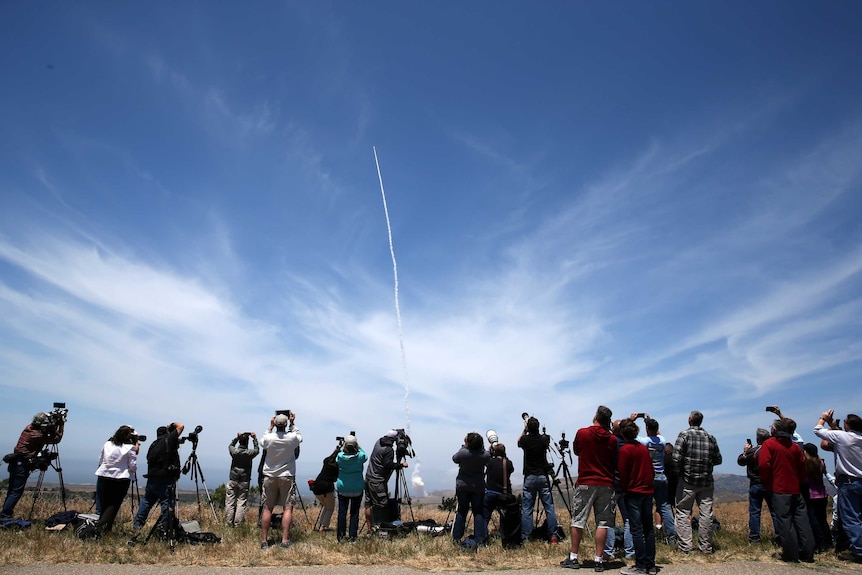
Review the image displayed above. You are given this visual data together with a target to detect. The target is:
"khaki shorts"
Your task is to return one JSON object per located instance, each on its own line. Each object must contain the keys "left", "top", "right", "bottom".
{"left": 570, "top": 484, "right": 616, "bottom": 529}
{"left": 364, "top": 480, "right": 389, "bottom": 508}
{"left": 263, "top": 476, "right": 296, "bottom": 510}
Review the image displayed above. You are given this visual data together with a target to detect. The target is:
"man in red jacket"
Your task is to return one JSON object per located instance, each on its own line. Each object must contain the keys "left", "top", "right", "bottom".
{"left": 618, "top": 419, "right": 656, "bottom": 575}
{"left": 561, "top": 405, "right": 617, "bottom": 572}
{"left": 758, "top": 417, "right": 815, "bottom": 563}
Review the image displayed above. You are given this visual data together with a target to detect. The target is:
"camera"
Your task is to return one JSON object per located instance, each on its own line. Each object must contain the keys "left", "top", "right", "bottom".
{"left": 558, "top": 432, "right": 570, "bottom": 452}
{"left": 28, "top": 449, "right": 59, "bottom": 472}
{"left": 394, "top": 428, "right": 414, "bottom": 460}
{"left": 336, "top": 431, "right": 357, "bottom": 448}
{"left": 275, "top": 409, "right": 292, "bottom": 418}
{"left": 127, "top": 432, "right": 147, "bottom": 444}
{"left": 239, "top": 432, "right": 251, "bottom": 442}
{"left": 36, "top": 402, "right": 68, "bottom": 440}
{"left": 179, "top": 425, "right": 203, "bottom": 445}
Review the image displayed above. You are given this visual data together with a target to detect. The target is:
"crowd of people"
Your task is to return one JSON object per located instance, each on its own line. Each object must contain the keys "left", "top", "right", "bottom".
{"left": 2, "top": 405, "right": 861, "bottom": 571}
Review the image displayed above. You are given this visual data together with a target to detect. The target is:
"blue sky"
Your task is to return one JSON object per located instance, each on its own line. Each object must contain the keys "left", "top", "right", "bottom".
{"left": 1, "top": 2, "right": 861, "bottom": 495}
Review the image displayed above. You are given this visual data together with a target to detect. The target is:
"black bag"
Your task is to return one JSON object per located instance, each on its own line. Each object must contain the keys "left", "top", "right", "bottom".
{"left": 75, "top": 516, "right": 99, "bottom": 540}
{"left": 184, "top": 531, "right": 221, "bottom": 544}
{"left": 499, "top": 497, "right": 522, "bottom": 548}
{"left": 146, "top": 434, "right": 170, "bottom": 472}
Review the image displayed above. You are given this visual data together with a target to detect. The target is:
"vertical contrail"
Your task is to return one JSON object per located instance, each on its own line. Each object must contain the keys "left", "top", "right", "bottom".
{"left": 374, "top": 147, "right": 424, "bottom": 496}
{"left": 373, "top": 146, "right": 412, "bottom": 434}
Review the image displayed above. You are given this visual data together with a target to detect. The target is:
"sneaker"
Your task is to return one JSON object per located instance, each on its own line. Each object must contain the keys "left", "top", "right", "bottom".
{"left": 647, "top": 568, "right": 660, "bottom": 575}
{"left": 260, "top": 541, "right": 270, "bottom": 549}
{"left": 620, "top": 567, "right": 647, "bottom": 575}
{"left": 560, "top": 557, "right": 580, "bottom": 569}
{"left": 550, "top": 535, "right": 560, "bottom": 543}
{"left": 593, "top": 560, "right": 604, "bottom": 573}
{"left": 279, "top": 540, "right": 292, "bottom": 549}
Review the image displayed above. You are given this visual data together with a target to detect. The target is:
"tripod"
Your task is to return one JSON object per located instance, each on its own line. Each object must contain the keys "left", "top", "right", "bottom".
{"left": 394, "top": 464, "right": 416, "bottom": 525}
{"left": 550, "top": 437, "right": 575, "bottom": 515}
{"left": 28, "top": 444, "right": 66, "bottom": 520}
{"left": 181, "top": 440, "right": 218, "bottom": 522}
{"left": 142, "top": 482, "right": 181, "bottom": 552}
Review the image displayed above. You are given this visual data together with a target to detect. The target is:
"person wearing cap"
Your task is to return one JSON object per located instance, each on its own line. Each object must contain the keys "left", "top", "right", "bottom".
{"left": 226, "top": 431, "right": 259, "bottom": 527}
{"left": 738, "top": 427, "right": 778, "bottom": 544}
{"left": 814, "top": 409, "right": 862, "bottom": 562}
{"left": 364, "top": 429, "right": 408, "bottom": 530}
{"left": 1, "top": 412, "right": 65, "bottom": 519}
{"left": 336, "top": 435, "right": 367, "bottom": 542}
{"left": 634, "top": 413, "right": 677, "bottom": 546}
{"left": 260, "top": 411, "right": 302, "bottom": 549}
{"left": 94, "top": 425, "right": 139, "bottom": 534}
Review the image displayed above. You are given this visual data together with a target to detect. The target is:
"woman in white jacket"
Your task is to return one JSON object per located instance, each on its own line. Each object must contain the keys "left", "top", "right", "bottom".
{"left": 94, "top": 425, "right": 139, "bottom": 533}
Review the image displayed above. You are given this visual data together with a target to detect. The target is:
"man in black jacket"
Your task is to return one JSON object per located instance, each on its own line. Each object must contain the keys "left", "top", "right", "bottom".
{"left": 132, "top": 422, "right": 184, "bottom": 533}
{"left": 364, "top": 430, "right": 407, "bottom": 529}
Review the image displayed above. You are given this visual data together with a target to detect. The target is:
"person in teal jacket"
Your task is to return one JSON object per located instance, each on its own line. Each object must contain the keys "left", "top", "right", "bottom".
{"left": 336, "top": 435, "right": 367, "bottom": 542}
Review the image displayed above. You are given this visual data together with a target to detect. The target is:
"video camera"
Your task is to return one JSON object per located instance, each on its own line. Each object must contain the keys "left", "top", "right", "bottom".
{"left": 36, "top": 402, "right": 68, "bottom": 440}
{"left": 394, "top": 428, "right": 414, "bottom": 461}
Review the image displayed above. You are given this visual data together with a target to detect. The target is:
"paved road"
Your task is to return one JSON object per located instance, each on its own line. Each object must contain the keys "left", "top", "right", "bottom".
{"left": 0, "top": 563, "right": 860, "bottom": 575}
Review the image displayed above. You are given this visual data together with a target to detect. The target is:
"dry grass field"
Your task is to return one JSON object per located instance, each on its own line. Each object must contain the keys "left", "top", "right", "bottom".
{"left": 1, "top": 491, "right": 860, "bottom": 571}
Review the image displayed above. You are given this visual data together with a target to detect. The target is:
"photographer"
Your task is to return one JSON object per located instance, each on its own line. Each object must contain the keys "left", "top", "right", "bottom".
{"left": 260, "top": 412, "right": 301, "bottom": 549}
{"left": 452, "top": 432, "right": 491, "bottom": 546}
{"left": 814, "top": 409, "right": 862, "bottom": 562}
{"left": 310, "top": 444, "right": 339, "bottom": 533}
{"left": 336, "top": 435, "right": 367, "bottom": 542}
{"left": 484, "top": 442, "right": 515, "bottom": 524}
{"left": 1, "top": 412, "right": 64, "bottom": 520}
{"left": 226, "top": 431, "right": 259, "bottom": 527}
{"left": 130, "top": 422, "right": 184, "bottom": 537}
{"left": 518, "top": 416, "right": 559, "bottom": 543}
{"left": 364, "top": 429, "right": 407, "bottom": 530}
{"left": 93, "top": 425, "right": 139, "bottom": 534}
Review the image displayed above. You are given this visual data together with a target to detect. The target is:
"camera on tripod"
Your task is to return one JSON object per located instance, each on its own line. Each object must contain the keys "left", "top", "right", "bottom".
{"left": 179, "top": 425, "right": 203, "bottom": 447}
{"left": 36, "top": 402, "right": 68, "bottom": 440}
{"left": 394, "top": 428, "right": 414, "bottom": 461}
{"left": 558, "top": 432, "right": 569, "bottom": 453}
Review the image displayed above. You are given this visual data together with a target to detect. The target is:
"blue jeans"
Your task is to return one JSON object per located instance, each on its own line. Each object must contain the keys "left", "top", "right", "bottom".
{"left": 337, "top": 493, "right": 362, "bottom": 540}
{"left": 1, "top": 459, "right": 31, "bottom": 518}
{"left": 653, "top": 477, "right": 676, "bottom": 538}
{"left": 521, "top": 474, "right": 558, "bottom": 540}
{"left": 748, "top": 482, "right": 778, "bottom": 541}
{"left": 133, "top": 477, "right": 175, "bottom": 529}
{"left": 617, "top": 493, "right": 635, "bottom": 557}
{"left": 453, "top": 488, "right": 487, "bottom": 544}
{"left": 624, "top": 493, "right": 656, "bottom": 570}
{"left": 837, "top": 476, "right": 862, "bottom": 557}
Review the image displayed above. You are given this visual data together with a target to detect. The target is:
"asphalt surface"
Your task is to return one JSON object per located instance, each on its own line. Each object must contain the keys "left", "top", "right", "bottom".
{"left": 0, "top": 563, "right": 860, "bottom": 575}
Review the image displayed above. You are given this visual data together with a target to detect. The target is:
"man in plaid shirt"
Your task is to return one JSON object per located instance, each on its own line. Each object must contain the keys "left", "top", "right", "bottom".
{"left": 671, "top": 410, "right": 722, "bottom": 554}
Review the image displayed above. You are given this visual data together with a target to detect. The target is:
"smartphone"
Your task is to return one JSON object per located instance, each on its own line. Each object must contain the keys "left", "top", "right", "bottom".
{"left": 746, "top": 438, "right": 752, "bottom": 445}
{"left": 765, "top": 406, "right": 778, "bottom": 413}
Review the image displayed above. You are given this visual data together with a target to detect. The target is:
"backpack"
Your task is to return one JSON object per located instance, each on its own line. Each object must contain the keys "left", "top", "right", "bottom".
{"left": 146, "top": 434, "right": 171, "bottom": 474}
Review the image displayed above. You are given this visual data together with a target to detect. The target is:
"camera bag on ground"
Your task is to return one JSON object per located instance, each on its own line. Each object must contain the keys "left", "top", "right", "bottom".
{"left": 179, "top": 519, "right": 221, "bottom": 544}
{"left": 73, "top": 513, "right": 100, "bottom": 540}
{"left": 499, "top": 498, "right": 522, "bottom": 548}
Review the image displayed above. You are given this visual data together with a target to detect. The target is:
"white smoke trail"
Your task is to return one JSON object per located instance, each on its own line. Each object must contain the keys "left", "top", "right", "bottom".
{"left": 373, "top": 147, "right": 425, "bottom": 496}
